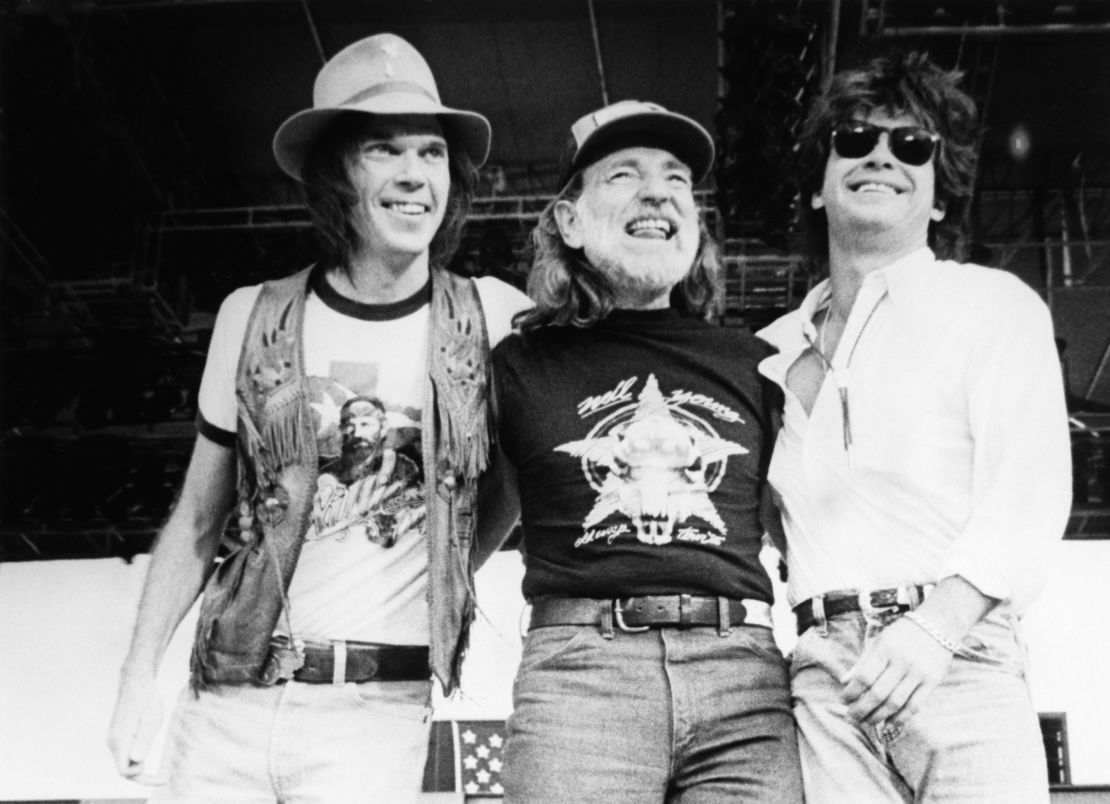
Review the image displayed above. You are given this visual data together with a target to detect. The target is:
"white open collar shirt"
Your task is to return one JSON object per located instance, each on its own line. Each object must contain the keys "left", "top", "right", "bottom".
{"left": 758, "top": 248, "right": 1072, "bottom": 611}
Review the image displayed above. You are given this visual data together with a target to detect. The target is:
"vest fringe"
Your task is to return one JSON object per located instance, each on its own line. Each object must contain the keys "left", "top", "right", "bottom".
{"left": 260, "top": 400, "right": 307, "bottom": 470}
{"left": 189, "top": 622, "right": 214, "bottom": 695}
{"left": 434, "top": 387, "right": 490, "bottom": 479}
{"left": 451, "top": 594, "right": 476, "bottom": 683}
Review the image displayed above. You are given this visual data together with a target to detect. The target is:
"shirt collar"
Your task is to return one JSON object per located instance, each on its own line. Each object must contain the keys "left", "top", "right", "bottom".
{"left": 757, "top": 247, "right": 937, "bottom": 361}
{"left": 868, "top": 246, "right": 936, "bottom": 304}
{"left": 800, "top": 245, "right": 936, "bottom": 321}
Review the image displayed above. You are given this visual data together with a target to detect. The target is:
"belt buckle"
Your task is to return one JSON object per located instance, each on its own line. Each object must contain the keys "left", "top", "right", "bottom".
{"left": 613, "top": 599, "right": 650, "bottom": 633}
{"left": 861, "top": 588, "right": 908, "bottom": 624}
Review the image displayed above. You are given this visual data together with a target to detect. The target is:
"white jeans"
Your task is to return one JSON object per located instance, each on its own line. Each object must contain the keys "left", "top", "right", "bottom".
{"left": 150, "top": 679, "right": 432, "bottom": 803}
{"left": 791, "top": 608, "right": 1048, "bottom": 804}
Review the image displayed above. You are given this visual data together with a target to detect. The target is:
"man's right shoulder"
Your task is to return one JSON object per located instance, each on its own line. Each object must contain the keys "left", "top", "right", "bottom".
{"left": 473, "top": 275, "right": 532, "bottom": 348}
{"left": 214, "top": 283, "right": 264, "bottom": 324}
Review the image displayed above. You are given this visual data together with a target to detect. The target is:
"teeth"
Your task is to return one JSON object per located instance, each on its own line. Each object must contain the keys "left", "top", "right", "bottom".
{"left": 627, "top": 218, "right": 673, "bottom": 237}
{"left": 387, "top": 202, "right": 427, "bottom": 214}
{"left": 854, "top": 182, "right": 896, "bottom": 194}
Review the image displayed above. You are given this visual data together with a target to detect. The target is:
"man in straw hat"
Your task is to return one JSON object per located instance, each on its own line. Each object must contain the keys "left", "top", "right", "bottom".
{"left": 757, "top": 52, "right": 1070, "bottom": 802}
{"left": 489, "top": 100, "right": 803, "bottom": 802}
{"left": 107, "top": 33, "right": 529, "bottom": 802}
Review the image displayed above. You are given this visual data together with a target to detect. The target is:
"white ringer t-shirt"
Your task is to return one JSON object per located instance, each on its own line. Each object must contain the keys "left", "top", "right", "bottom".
{"left": 197, "top": 268, "right": 530, "bottom": 645}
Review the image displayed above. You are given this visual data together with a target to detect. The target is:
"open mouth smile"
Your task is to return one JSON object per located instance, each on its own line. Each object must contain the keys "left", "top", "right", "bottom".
{"left": 847, "top": 179, "right": 906, "bottom": 195}
{"left": 383, "top": 201, "right": 431, "bottom": 216}
{"left": 625, "top": 216, "right": 677, "bottom": 240}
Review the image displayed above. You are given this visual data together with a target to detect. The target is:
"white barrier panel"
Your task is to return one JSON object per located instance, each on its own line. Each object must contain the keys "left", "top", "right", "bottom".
{"left": 0, "top": 542, "right": 1107, "bottom": 800}
{"left": 0, "top": 555, "right": 192, "bottom": 800}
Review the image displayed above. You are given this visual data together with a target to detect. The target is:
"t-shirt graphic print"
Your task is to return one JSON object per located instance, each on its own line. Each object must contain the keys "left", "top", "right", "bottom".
{"left": 307, "top": 373, "right": 424, "bottom": 549}
{"left": 557, "top": 373, "right": 749, "bottom": 549}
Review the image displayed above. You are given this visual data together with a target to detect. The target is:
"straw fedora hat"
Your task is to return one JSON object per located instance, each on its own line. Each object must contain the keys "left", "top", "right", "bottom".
{"left": 273, "top": 33, "right": 492, "bottom": 181}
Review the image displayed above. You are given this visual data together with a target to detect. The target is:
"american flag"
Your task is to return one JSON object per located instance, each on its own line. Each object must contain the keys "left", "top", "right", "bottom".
{"left": 422, "top": 719, "right": 507, "bottom": 798}
{"left": 456, "top": 720, "right": 506, "bottom": 795}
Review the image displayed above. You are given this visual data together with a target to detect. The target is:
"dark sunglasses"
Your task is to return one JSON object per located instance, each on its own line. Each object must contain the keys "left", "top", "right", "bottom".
{"left": 830, "top": 122, "right": 941, "bottom": 167}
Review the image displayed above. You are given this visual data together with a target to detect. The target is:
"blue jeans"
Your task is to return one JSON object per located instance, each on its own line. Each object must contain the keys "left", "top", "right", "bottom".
{"left": 150, "top": 679, "right": 432, "bottom": 803}
{"left": 503, "top": 624, "right": 803, "bottom": 804}
{"left": 792, "top": 609, "right": 1048, "bottom": 804}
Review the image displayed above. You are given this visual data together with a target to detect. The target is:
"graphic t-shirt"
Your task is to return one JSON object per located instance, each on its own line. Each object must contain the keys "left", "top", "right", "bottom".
{"left": 493, "top": 308, "right": 776, "bottom": 603}
{"left": 198, "top": 267, "right": 530, "bottom": 644}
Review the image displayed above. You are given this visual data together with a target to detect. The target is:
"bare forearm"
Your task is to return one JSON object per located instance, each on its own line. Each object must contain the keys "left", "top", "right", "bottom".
{"left": 122, "top": 435, "right": 236, "bottom": 675}
{"left": 122, "top": 511, "right": 226, "bottom": 674}
{"left": 915, "top": 575, "right": 997, "bottom": 644}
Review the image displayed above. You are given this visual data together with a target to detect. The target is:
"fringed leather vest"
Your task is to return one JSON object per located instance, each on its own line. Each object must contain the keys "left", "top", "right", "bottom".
{"left": 189, "top": 266, "right": 491, "bottom": 694}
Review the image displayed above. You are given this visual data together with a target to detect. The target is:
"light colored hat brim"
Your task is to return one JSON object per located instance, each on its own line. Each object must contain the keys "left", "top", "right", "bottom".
{"left": 273, "top": 93, "right": 492, "bottom": 181}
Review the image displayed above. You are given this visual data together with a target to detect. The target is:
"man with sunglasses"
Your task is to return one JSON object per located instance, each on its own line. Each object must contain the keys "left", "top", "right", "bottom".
{"left": 758, "top": 52, "right": 1071, "bottom": 802}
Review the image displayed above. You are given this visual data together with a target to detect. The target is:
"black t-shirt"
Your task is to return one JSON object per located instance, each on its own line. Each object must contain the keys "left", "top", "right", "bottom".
{"left": 494, "top": 308, "right": 777, "bottom": 603}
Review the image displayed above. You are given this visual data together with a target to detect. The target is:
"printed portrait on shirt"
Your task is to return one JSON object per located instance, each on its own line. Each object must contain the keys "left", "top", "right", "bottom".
{"left": 556, "top": 373, "right": 748, "bottom": 547}
{"left": 305, "top": 364, "right": 424, "bottom": 548}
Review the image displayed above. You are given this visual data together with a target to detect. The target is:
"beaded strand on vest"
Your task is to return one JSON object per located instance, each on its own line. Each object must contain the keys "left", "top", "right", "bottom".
{"left": 189, "top": 266, "right": 491, "bottom": 694}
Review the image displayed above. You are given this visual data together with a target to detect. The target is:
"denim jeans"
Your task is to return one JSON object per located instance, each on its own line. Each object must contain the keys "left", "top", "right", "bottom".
{"left": 792, "top": 609, "right": 1048, "bottom": 804}
{"left": 150, "top": 679, "right": 432, "bottom": 803}
{"left": 503, "top": 623, "right": 803, "bottom": 804}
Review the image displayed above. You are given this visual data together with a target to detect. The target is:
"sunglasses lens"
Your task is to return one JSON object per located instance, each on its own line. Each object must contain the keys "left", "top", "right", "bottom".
{"left": 832, "top": 126, "right": 879, "bottom": 159}
{"left": 890, "top": 129, "right": 937, "bottom": 166}
{"left": 831, "top": 124, "right": 938, "bottom": 166}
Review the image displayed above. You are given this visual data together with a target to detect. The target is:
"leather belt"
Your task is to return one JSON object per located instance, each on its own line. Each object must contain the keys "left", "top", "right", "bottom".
{"left": 793, "top": 585, "right": 933, "bottom": 635}
{"left": 260, "top": 638, "right": 430, "bottom": 685}
{"left": 529, "top": 594, "right": 773, "bottom": 632}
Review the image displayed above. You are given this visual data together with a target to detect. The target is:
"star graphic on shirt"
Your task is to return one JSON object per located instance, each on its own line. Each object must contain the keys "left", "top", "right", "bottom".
{"left": 476, "top": 769, "right": 491, "bottom": 785}
{"left": 461, "top": 729, "right": 477, "bottom": 745}
{"left": 463, "top": 755, "right": 479, "bottom": 770}
{"left": 464, "top": 781, "right": 479, "bottom": 794}
{"left": 476, "top": 744, "right": 490, "bottom": 759}
{"left": 488, "top": 757, "right": 503, "bottom": 773}
{"left": 310, "top": 388, "right": 345, "bottom": 436}
{"left": 488, "top": 733, "right": 504, "bottom": 748}
{"left": 491, "top": 782, "right": 504, "bottom": 794}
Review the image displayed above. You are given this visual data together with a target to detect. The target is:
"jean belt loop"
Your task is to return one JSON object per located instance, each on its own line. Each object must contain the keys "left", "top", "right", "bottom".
{"left": 600, "top": 600, "right": 616, "bottom": 639}
{"left": 331, "top": 640, "right": 346, "bottom": 686}
{"left": 813, "top": 594, "right": 829, "bottom": 637}
{"left": 905, "top": 584, "right": 921, "bottom": 610}
{"left": 717, "top": 596, "right": 732, "bottom": 637}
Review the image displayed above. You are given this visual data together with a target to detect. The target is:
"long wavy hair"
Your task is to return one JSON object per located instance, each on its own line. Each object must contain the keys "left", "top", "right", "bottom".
{"left": 300, "top": 113, "right": 478, "bottom": 273}
{"left": 515, "top": 169, "right": 723, "bottom": 334}
{"left": 796, "top": 51, "right": 979, "bottom": 269}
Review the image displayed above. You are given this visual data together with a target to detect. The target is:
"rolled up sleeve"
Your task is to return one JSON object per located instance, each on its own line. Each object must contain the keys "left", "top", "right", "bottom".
{"left": 941, "top": 283, "right": 1072, "bottom": 611}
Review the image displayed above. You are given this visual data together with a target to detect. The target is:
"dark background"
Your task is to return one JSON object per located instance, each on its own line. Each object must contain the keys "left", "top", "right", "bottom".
{"left": 3, "top": 0, "right": 1110, "bottom": 559}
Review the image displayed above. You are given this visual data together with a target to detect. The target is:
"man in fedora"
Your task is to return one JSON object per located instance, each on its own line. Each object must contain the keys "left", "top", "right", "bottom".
{"left": 757, "top": 52, "right": 1070, "bottom": 802}
{"left": 107, "top": 33, "right": 529, "bottom": 802}
{"left": 491, "top": 100, "right": 803, "bottom": 803}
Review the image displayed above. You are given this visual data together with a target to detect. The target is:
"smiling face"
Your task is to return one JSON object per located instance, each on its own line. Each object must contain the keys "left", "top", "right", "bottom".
{"left": 813, "top": 109, "right": 945, "bottom": 257}
{"left": 348, "top": 114, "right": 450, "bottom": 270}
{"left": 554, "top": 146, "right": 700, "bottom": 309}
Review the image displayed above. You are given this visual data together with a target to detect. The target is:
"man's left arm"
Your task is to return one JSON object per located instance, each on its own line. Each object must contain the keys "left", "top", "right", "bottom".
{"left": 842, "top": 281, "right": 1072, "bottom": 725}
{"left": 473, "top": 440, "right": 521, "bottom": 568}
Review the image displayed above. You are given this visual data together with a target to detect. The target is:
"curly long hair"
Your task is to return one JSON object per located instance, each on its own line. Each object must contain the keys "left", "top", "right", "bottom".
{"left": 300, "top": 113, "right": 478, "bottom": 273}
{"left": 514, "top": 170, "right": 723, "bottom": 334}
{"left": 796, "top": 51, "right": 979, "bottom": 268}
